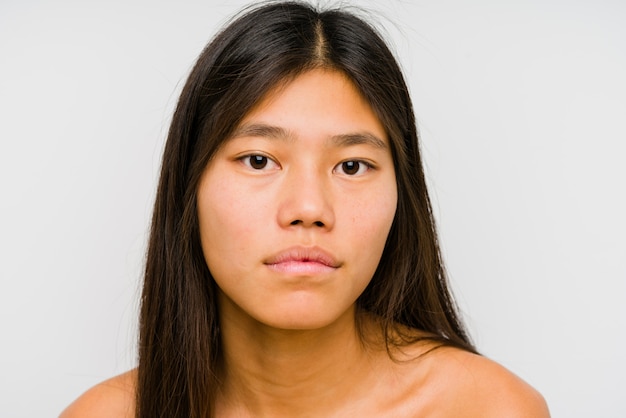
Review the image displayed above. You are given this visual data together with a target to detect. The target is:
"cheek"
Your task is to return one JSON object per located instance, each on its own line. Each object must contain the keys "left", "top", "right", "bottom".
{"left": 197, "top": 175, "right": 272, "bottom": 268}
{"left": 344, "top": 185, "right": 397, "bottom": 255}
{"left": 355, "top": 181, "right": 397, "bottom": 225}
{"left": 198, "top": 175, "right": 237, "bottom": 261}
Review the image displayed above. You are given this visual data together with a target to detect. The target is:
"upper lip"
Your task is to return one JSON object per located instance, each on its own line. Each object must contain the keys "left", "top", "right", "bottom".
{"left": 264, "top": 246, "right": 341, "bottom": 268}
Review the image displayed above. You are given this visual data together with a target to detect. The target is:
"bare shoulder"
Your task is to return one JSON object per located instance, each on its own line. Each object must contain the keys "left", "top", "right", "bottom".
{"left": 423, "top": 346, "right": 550, "bottom": 417}
{"left": 59, "top": 369, "right": 136, "bottom": 418}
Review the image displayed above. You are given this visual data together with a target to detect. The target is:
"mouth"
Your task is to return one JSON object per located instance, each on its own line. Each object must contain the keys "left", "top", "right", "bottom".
{"left": 264, "top": 246, "right": 340, "bottom": 274}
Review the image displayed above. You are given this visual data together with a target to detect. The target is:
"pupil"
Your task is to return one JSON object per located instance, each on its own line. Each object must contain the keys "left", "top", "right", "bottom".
{"left": 342, "top": 161, "right": 359, "bottom": 175}
{"left": 251, "top": 155, "right": 267, "bottom": 169}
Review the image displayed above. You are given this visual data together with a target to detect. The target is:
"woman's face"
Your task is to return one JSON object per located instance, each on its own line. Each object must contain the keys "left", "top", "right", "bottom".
{"left": 197, "top": 69, "right": 397, "bottom": 331}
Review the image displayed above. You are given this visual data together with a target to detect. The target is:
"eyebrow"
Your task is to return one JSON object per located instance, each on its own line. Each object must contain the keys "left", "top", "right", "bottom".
{"left": 330, "top": 132, "right": 388, "bottom": 149}
{"left": 231, "top": 123, "right": 292, "bottom": 142}
{"left": 231, "top": 123, "right": 388, "bottom": 150}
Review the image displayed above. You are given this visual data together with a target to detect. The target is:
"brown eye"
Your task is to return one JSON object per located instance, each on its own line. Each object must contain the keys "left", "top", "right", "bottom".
{"left": 239, "top": 154, "right": 279, "bottom": 171}
{"left": 342, "top": 161, "right": 360, "bottom": 175}
{"left": 249, "top": 155, "right": 268, "bottom": 169}
{"left": 336, "top": 160, "right": 371, "bottom": 176}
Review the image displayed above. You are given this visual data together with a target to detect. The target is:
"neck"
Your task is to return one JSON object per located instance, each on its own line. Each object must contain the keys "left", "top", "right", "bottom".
{"left": 216, "top": 303, "right": 381, "bottom": 417}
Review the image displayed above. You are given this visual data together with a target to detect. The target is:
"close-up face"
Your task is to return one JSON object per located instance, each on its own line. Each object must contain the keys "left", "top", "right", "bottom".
{"left": 197, "top": 69, "right": 397, "bottom": 331}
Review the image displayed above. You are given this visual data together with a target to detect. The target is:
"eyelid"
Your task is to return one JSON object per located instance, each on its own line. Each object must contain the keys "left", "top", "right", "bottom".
{"left": 236, "top": 152, "right": 281, "bottom": 171}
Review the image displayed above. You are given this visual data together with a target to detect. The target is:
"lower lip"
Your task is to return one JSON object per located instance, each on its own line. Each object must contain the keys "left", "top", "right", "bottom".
{"left": 266, "top": 261, "right": 337, "bottom": 275}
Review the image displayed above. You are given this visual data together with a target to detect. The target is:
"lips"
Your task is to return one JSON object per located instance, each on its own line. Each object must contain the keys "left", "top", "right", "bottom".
{"left": 264, "top": 246, "right": 340, "bottom": 274}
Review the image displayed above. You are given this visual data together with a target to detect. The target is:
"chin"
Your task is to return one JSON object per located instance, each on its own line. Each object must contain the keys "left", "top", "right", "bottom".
{"left": 253, "top": 298, "right": 356, "bottom": 332}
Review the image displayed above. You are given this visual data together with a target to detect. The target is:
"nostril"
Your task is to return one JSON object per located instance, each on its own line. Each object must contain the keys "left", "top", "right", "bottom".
{"left": 289, "top": 219, "right": 325, "bottom": 227}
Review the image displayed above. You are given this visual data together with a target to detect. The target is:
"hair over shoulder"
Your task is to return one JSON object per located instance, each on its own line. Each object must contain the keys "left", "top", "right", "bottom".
{"left": 137, "top": 2, "right": 475, "bottom": 417}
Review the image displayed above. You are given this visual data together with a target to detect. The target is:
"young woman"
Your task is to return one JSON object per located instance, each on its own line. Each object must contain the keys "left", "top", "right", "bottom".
{"left": 62, "top": 2, "right": 549, "bottom": 417}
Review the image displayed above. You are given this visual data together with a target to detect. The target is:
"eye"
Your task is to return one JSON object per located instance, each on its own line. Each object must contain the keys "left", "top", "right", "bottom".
{"left": 334, "top": 160, "right": 372, "bottom": 176}
{"left": 239, "top": 154, "right": 279, "bottom": 171}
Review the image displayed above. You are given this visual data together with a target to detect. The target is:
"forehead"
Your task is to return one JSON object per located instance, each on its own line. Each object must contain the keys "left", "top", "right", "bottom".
{"left": 235, "top": 68, "right": 388, "bottom": 144}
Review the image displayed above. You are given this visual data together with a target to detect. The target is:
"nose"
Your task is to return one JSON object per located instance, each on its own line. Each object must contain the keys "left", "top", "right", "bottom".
{"left": 277, "top": 165, "right": 335, "bottom": 230}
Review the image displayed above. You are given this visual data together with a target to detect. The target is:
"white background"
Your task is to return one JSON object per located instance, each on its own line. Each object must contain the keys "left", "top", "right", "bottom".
{"left": 1, "top": 0, "right": 624, "bottom": 416}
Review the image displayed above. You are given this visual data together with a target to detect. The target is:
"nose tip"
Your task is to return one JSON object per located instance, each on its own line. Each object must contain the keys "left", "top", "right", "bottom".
{"left": 278, "top": 173, "right": 335, "bottom": 229}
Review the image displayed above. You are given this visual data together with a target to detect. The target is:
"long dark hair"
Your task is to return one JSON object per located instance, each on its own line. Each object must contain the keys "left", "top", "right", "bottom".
{"left": 137, "top": 1, "right": 475, "bottom": 417}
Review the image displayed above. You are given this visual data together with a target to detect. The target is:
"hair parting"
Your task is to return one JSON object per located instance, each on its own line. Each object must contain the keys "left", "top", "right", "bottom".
{"left": 137, "top": 2, "right": 475, "bottom": 417}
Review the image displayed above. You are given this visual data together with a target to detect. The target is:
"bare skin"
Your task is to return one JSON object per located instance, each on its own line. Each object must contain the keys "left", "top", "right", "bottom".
{"left": 61, "top": 70, "right": 549, "bottom": 417}
{"left": 60, "top": 369, "right": 136, "bottom": 418}
{"left": 60, "top": 316, "right": 549, "bottom": 417}
{"left": 211, "top": 307, "right": 549, "bottom": 417}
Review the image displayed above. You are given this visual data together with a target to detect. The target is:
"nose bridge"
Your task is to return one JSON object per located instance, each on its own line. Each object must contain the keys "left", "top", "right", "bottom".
{"left": 278, "top": 160, "right": 334, "bottom": 228}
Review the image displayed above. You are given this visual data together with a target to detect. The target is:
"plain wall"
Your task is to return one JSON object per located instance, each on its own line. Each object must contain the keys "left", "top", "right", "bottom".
{"left": 1, "top": 0, "right": 624, "bottom": 416}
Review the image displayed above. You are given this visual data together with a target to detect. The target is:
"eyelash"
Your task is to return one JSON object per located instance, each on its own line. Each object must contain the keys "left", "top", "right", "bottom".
{"left": 239, "top": 154, "right": 279, "bottom": 170}
{"left": 333, "top": 160, "right": 373, "bottom": 176}
{"left": 237, "top": 154, "right": 373, "bottom": 176}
